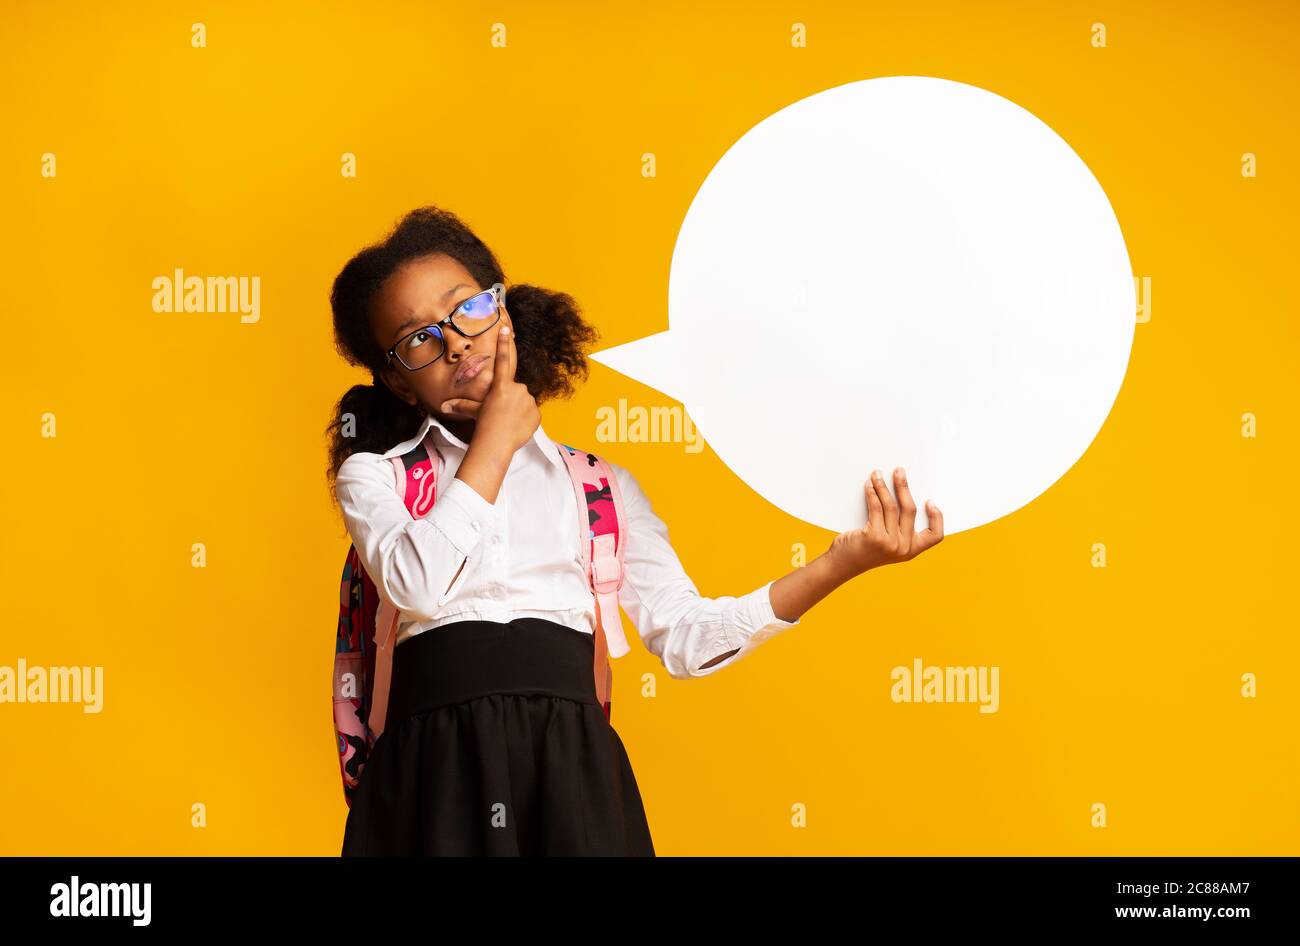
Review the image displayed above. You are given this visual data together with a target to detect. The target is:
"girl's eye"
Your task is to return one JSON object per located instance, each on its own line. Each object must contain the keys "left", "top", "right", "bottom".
{"left": 406, "top": 330, "right": 430, "bottom": 349}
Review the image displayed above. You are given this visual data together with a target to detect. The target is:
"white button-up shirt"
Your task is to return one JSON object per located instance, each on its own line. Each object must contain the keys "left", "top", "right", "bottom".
{"left": 334, "top": 410, "right": 800, "bottom": 678}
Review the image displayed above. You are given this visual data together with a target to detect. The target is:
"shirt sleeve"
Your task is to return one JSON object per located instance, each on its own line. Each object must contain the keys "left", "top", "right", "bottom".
{"left": 609, "top": 460, "right": 800, "bottom": 679}
{"left": 335, "top": 452, "right": 500, "bottom": 622}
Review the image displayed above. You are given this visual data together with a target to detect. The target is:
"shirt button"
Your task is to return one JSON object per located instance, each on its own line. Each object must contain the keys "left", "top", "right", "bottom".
{"left": 471, "top": 521, "right": 480, "bottom": 533}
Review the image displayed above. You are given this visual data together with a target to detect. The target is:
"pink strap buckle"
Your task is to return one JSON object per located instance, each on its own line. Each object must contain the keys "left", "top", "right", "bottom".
{"left": 591, "top": 532, "right": 622, "bottom": 594}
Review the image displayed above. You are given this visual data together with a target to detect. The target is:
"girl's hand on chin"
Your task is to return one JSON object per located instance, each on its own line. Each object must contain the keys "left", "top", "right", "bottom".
{"left": 826, "top": 467, "right": 943, "bottom": 580}
{"left": 439, "top": 312, "right": 539, "bottom": 453}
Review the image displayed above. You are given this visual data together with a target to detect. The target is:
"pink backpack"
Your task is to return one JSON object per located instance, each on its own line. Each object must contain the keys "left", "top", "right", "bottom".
{"left": 332, "top": 429, "right": 632, "bottom": 808}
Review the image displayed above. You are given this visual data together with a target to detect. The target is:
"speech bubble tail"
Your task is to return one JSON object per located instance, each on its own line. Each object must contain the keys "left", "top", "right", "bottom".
{"left": 588, "top": 330, "right": 692, "bottom": 405}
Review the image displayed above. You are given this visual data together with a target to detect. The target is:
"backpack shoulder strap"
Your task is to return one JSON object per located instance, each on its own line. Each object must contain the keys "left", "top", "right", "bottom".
{"left": 334, "top": 428, "right": 444, "bottom": 809}
{"left": 556, "top": 442, "right": 631, "bottom": 718}
{"left": 367, "top": 431, "right": 444, "bottom": 740}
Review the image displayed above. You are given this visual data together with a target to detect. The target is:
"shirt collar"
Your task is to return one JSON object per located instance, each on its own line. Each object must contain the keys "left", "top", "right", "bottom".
{"left": 380, "top": 409, "right": 566, "bottom": 473}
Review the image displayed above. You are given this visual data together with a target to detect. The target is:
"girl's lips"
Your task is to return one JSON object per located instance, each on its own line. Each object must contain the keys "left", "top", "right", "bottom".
{"left": 453, "top": 353, "right": 490, "bottom": 385}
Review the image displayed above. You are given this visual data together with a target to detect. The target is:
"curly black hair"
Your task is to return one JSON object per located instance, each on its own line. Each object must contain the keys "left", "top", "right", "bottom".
{"left": 324, "top": 206, "right": 600, "bottom": 505}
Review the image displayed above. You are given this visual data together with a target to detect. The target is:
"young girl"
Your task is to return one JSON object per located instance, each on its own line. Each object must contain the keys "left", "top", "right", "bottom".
{"left": 326, "top": 206, "right": 944, "bottom": 856}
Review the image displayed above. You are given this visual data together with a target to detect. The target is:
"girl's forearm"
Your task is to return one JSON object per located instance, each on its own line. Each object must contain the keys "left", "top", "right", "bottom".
{"left": 768, "top": 551, "right": 857, "bottom": 623}
{"left": 454, "top": 432, "right": 514, "bottom": 504}
{"left": 698, "top": 555, "right": 853, "bottom": 668}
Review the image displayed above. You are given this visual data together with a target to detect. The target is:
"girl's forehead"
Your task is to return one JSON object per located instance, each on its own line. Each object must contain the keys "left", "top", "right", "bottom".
{"left": 376, "top": 259, "right": 476, "bottom": 330}
{"left": 397, "top": 252, "right": 472, "bottom": 289}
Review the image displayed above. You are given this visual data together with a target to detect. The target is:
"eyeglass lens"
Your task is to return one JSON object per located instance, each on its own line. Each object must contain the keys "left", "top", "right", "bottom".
{"left": 396, "top": 289, "right": 500, "bottom": 369}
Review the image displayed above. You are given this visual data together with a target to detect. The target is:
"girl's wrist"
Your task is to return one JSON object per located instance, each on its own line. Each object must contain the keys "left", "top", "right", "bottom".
{"left": 456, "top": 440, "right": 511, "bottom": 504}
{"left": 820, "top": 547, "right": 866, "bottom": 586}
{"left": 464, "top": 427, "right": 514, "bottom": 465}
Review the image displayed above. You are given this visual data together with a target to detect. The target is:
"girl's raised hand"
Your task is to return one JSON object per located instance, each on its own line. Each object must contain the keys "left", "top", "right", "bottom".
{"left": 826, "top": 467, "right": 943, "bottom": 579}
{"left": 439, "top": 307, "right": 540, "bottom": 453}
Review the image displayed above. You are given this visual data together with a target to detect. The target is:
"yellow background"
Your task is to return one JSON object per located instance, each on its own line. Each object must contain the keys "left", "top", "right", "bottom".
{"left": 2, "top": 0, "right": 1296, "bottom": 855}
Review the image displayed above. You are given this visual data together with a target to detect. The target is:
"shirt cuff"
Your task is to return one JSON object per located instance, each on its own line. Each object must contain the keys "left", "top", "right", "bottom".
{"left": 748, "top": 578, "right": 800, "bottom": 632}
{"left": 428, "top": 475, "right": 498, "bottom": 557}
{"left": 692, "top": 580, "right": 801, "bottom": 676}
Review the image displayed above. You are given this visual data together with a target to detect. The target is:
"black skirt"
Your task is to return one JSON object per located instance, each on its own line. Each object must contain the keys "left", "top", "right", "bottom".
{"left": 341, "top": 617, "right": 655, "bottom": 856}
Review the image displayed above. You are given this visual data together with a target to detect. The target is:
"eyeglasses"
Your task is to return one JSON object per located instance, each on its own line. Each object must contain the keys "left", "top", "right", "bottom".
{"left": 386, "top": 282, "right": 506, "bottom": 371}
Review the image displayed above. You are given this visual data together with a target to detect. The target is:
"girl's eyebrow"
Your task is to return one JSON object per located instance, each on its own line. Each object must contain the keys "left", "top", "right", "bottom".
{"left": 393, "top": 283, "right": 474, "bottom": 334}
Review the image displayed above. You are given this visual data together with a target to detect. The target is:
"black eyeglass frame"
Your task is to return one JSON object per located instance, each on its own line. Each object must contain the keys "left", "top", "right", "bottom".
{"left": 385, "top": 282, "right": 507, "bottom": 371}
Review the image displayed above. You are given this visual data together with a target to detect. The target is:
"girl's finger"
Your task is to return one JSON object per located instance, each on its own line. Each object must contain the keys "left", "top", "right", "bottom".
{"left": 894, "top": 467, "right": 917, "bottom": 538}
{"left": 916, "top": 500, "right": 944, "bottom": 551}
{"left": 501, "top": 306, "right": 517, "bottom": 383}
{"left": 439, "top": 398, "right": 481, "bottom": 418}
{"left": 490, "top": 311, "right": 512, "bottom": 390}
{"left": 864, "top": 474, "right": 883, "bottom": 533}
{"left": 872, "top": 469, "right": 898, "bottom": 535}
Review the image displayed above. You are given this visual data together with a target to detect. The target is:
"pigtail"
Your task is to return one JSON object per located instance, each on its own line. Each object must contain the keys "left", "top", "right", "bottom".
{"left": 324, "top": 380, "right": 423, "bottom": 505}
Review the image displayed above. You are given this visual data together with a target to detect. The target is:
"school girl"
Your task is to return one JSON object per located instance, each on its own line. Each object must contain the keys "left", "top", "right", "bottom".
{"left": 325, "top": 206, "right": 944, "bottom": 856}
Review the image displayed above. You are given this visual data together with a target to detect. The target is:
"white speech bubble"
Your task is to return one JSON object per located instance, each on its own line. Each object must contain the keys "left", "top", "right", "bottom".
{"left": 591, "top": 76, "right": 1135, "bottom": 536}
